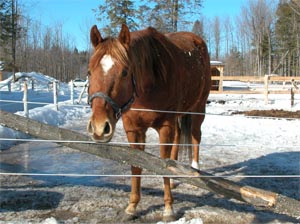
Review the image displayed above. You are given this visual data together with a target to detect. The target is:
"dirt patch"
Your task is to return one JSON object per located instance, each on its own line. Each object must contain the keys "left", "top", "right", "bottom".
{"left": 232, "top": 109, "right": 300, "bottom": 119}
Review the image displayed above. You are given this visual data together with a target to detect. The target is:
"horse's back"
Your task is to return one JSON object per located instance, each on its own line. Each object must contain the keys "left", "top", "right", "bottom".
{"left": 166, "top": 32, "right": 211, "bottom": 105}
{"left": 166, "top": 32, "right": 204, "bottom": 48}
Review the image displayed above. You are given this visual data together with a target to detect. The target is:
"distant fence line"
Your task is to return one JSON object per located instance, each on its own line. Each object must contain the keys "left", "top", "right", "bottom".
{"left": 1, "top": 79, "right": 88, "bottom": 117}
{"left": 1, "top": 76, "right": 300, "bottom": 117}
{"left": 211, "top": 75, "right": 300, "bottom": 105}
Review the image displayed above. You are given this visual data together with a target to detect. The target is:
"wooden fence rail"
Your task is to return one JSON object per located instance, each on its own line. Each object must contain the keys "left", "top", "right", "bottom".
{"left": 211, "top": 75, "right": 300, "bottom": 104}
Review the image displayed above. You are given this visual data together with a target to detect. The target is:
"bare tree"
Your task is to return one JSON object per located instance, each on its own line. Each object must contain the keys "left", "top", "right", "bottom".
{"left": 213, "top": 16, "right": 221, "bottom": 60}
{"left": 223, "top": 16, "right": 234, "bottom": 56}
{"left": 239, "top": 0, "right": 275, "bottom": 76}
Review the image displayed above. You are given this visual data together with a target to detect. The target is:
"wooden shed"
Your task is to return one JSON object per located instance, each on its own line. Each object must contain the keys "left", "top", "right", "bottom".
{"left": 210, "top": 61, "right": 224, "bottom": 91}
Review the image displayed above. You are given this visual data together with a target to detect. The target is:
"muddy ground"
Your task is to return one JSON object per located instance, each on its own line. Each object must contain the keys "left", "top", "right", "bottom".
{"left": 232, "top": 109, "right": 300, "bottom": 119}
{"left": 0, "top": 110, "right": 299, "bottom": 223}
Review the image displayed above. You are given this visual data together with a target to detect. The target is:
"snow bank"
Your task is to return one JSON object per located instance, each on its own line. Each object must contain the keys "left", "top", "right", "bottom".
{"left": 0, "top": 72, "right": 89, "bottom": 149}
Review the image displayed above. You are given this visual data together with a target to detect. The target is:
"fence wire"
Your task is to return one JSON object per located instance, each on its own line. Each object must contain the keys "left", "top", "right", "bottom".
{"left": 0, "top": 172, "right": 299, "bottom": 179}
{"left": 0, "top": 96, "right": 299, "bottom": 179}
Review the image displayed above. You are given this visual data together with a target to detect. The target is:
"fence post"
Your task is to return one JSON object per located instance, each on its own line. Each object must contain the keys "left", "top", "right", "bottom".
{"left": 264, "top": 75, "right": 269, "bottom": 105}
{"left": 70, "top": 80, "right": 74, "bottom": 104}
{"left": 291, "top": 88, "right": 294, "bottom": 107}
{"left": 218, "top": 76, "right": 223, "bottom": 92}
{"left": 8, "top": 81, "right": 11, "bottom": 92}
{"left": 78, "top": 81, "right": 88, "bottom": 104}
{"left": 23, "top": 81, "right": 29, "bottom": 117}
{"left": 291, "top": 79, "right": 299, "bottom": 107}
{"left": 53, "top": 81, "right": 58, "bottom": 111}
{"left": 31, "top": 79, "right": 34, "bottom": 91}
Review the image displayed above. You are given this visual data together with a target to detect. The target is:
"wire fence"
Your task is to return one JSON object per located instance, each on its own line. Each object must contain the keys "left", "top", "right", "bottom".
{"left": 0, "top": 89, "right": 299, "bottom": 179}
{"left": 0, "top": 172, "right": 299, "bottom": 179}
{"left": 0, "top": 98, "right": 300, "bottom": 120}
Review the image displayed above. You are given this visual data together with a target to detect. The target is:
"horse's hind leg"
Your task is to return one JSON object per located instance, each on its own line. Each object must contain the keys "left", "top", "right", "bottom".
{"left": 171, "top": 117, "right": 180, "bottom": 161}
{"left": 191, "top": 105, "right": 206, "bottom": 170}
{"left": 170, "top": 117, "right": 180, "bottom": 189}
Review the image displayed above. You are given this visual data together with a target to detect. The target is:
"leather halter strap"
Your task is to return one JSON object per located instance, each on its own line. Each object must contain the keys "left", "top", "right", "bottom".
{"left": 88, "top": 76, "right": 138, "bottom": 120}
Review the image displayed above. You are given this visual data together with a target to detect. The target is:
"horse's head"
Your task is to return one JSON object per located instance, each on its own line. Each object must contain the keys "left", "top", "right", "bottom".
{"left": 87, "top": 24, "right": 136, "bottom": 142}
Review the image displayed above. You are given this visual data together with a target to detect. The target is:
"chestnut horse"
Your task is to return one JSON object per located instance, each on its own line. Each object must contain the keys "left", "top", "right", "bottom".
{"left": 87, "top": 24, "right": 211, "bottom": 221}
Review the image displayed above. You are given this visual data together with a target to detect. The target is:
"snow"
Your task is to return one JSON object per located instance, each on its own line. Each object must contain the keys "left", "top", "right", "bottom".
{"left": 210, "top": 60, "right": 224, "bottom": 66}
{"left": 42, "top": 217, "right": 59, "bottom": 224}
{"left": 157, "top": 217, "right": 203, "bottom": 224}
{"left": 0, "top": 72, "right": 299, "bottom": 223}
{"left": 0, "top": 72, "right": 90, "bottom": 149}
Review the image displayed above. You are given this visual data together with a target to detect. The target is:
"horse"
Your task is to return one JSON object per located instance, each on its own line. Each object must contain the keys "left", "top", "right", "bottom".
{"left": 87, "top": 24, "right": 211, "bottom": 221}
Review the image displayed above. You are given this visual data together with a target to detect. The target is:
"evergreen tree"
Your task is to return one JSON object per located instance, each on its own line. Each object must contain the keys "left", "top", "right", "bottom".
{"left": 275, "top": 0, "right": 300, "bottom": 76}
{"left": 148, "top": 0, "right": 203, "bottom": 32}
{"left": 93, "top": 0, "right": 203, "bottom": 34}
{"left": 0, "top": 0, "right": 22, "bottom": 72}
{"left": 94, "top": 0, "right": 138, "bottom": 36}
{"left": 0, "top": 1, "right": 10, "bottom": 46}
{"left": 192, "top": 20, "right": 204, "bottom": 38}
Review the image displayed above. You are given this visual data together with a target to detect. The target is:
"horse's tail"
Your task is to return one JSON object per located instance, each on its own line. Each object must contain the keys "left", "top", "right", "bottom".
{"left": 179, "top": 114, "right": 192, "bottom": 163}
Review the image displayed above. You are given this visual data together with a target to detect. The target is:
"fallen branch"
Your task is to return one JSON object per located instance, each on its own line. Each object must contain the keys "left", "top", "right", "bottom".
{"left": 0, "top": 110, "right": 299, "bottom": 218}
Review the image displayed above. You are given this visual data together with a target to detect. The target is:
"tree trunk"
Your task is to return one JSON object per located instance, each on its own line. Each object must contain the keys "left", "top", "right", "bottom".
{"left": 11, "top": 0, "right": 17, "bottom": 80}
{"left": 268, "top": 31, "right": 272, "bottom": 75}
{"left": 0, "top": 110, "right": 299, "bottom": 218}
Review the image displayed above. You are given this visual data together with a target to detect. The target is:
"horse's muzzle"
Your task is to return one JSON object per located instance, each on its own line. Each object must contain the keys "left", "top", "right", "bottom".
{"left": 87, "top": 119, "right": 114, "bottom": 143}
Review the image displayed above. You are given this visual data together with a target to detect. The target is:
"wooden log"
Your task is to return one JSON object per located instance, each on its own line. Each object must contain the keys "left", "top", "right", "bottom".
{"left": 0, "top": 110, "right": 299, "bottom": 218}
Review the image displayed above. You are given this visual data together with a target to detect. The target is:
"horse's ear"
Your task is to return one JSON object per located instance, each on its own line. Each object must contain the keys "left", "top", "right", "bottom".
{"left": 90, "top": 25, "right": 103, "bottom": 48}
{"left": 118, "top": 24, "right": 130, "bottom": 46}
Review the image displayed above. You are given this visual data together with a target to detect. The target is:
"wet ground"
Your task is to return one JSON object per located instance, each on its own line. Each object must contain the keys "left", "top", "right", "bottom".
{"left": 1, "top": 114, "right": 300, "bottom": 223}
{"left": 233, "top": 109, "right": 300, "bottom": 119}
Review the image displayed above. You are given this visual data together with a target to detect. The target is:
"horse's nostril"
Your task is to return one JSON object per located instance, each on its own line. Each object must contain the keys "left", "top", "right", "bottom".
{"left": 104, "top": 121, "right": 111, "bottom": 135}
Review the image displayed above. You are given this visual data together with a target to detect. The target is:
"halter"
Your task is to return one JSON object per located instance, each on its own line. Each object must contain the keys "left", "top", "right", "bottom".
{"left": 88, "top": 75, "right": 138, "bottom": 120}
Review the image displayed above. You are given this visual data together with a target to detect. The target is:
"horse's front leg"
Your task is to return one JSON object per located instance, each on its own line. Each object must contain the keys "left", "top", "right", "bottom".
{"left": 124, "top": 130, "right": 146, "bottom": 218}
{"left": 159, "top": 124, "right": 176, "bottom": 222}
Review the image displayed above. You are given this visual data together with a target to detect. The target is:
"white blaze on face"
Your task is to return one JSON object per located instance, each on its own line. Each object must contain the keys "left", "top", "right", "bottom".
{"left": 100, "top": 54, "right": 114, "bottom": 75}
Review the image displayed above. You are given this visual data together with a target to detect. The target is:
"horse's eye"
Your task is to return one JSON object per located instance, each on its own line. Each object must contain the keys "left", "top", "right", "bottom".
{"left": 121, "top": 70, "right": 128, "bottom": 77}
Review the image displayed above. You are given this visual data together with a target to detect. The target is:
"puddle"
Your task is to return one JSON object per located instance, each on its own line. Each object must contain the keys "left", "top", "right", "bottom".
{"left": 0, "top": 118, "right": 130, "bottom": 187}
{"left": 0, "top": 141, "right": 130, "bottom": 187}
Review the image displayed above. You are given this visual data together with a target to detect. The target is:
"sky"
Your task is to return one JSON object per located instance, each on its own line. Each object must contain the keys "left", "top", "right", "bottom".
{"left": 21, "top": 0, "right": 248, "bottom": 51}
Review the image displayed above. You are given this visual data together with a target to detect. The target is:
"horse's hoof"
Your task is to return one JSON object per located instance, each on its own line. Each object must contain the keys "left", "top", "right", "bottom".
{"left": 163, "top": 208, "right": 176, "bottom": 222}
{"left": 170, "top": 179, "right": 179, "bottom": 189}
{"left": 122, "top": 212, "right": 137, "bottom": 222}
{"left": 191, "top": 160, "right": 200, "bottom": 170}
{"left": 163, "top": 214, "right": 176, "bottom": 222}
{"left": 123, "top": 205, "right": 137, "bottom": 221}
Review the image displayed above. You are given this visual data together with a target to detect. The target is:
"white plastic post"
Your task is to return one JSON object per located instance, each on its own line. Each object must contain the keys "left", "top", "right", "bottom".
{"left": 70, "top": 80, "right": 74, "bottom": 104}
{"left": 23, "top": 81, "right": 29, "bottom": 117}
{"left": 53, "top": 81, "right": 58, "bottom": 111}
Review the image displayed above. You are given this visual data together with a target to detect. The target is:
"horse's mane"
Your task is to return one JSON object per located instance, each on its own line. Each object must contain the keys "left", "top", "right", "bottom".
{"left": 128, "top": 27, "right": 175, "bottom": 92}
